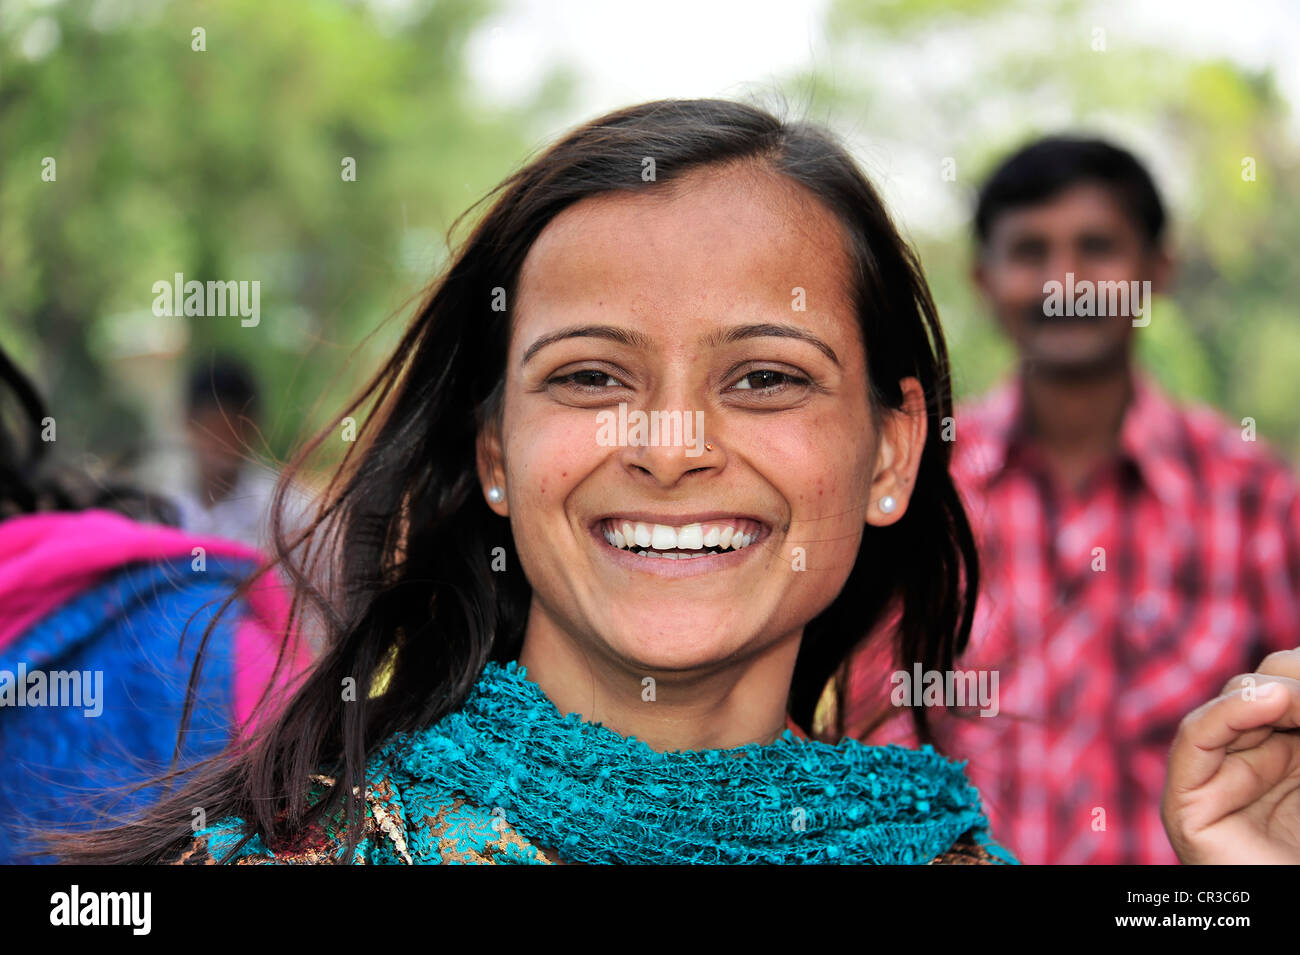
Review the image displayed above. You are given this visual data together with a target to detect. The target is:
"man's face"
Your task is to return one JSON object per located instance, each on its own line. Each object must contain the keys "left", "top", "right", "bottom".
{"left": 974, "top": 182, "right": 1170, "bottom": 373}
{"left": 187, "top": 405, "right": 249, "bottom": 488}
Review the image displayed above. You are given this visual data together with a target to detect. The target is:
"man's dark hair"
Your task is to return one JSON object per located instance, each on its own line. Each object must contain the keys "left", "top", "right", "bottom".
{"left": 974, "top": 135, "right": 1166, "bottom": 248}
{"left": 186, "top": 354, "right": 259, "bottom": 421}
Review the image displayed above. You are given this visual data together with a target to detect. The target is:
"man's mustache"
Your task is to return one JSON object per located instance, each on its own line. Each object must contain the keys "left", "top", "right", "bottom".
{"left": 1022, "top": 299, "right": 1102, "bottom": 325}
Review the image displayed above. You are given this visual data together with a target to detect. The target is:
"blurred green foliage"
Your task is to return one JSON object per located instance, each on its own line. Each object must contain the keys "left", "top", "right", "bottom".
{"left": 1, "top": 0, "right": 573, "bottom": 474}
{"left": 2, "top": 0, "right": 1296, "bottom": 484}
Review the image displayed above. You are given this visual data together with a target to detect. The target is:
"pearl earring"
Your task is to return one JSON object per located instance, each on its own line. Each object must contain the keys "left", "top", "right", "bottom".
{"left": 879, "top": 495, "right": 897, "bottom": 514}
{"left": 487, "top": 486, "right": 504, "bottom": 503}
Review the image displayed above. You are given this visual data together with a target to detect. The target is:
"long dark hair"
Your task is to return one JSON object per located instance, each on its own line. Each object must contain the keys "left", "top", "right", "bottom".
{"left": 53, "top": 98, "right": 978, "bottom": 864}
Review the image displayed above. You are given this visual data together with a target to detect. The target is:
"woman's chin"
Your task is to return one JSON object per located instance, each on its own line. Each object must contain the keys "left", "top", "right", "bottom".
{"left": 596, "top": 627, "right": 753, "bottom": 675}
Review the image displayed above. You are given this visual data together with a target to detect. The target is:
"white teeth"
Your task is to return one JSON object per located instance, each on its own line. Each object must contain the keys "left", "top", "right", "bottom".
{"left": 677, "top": 524, "right": 704, "bottom": 550}
{"left": 603, "top": 519, "right": 760, "bottom": 555}
{"left": 651, "top": 524, "right": 676, "bottom": 549}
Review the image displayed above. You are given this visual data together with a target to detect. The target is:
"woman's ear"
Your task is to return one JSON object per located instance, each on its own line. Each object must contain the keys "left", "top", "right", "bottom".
{"left": 865, "top": 377, "right": 928, "bottom": 527}
{"left": 476, "top": 418, "right": 509, "bottom": 517}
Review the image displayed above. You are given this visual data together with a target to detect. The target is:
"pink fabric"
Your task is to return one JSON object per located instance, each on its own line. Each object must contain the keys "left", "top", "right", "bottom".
{"left": 0, "top": 509, "right": 312, "bottom": 729}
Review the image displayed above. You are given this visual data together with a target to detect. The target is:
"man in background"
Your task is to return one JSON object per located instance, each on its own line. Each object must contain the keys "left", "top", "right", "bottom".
{"left": 850, "top": 136, "right": 1300, "bottom": 864}
{"left": 175, "top": 355, "right": 304, "bottom": 551}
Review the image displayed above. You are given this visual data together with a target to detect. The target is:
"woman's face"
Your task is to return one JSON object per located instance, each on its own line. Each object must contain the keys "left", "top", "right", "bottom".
{"left": 480, "top": 163, "right": 924, "bottom": 674}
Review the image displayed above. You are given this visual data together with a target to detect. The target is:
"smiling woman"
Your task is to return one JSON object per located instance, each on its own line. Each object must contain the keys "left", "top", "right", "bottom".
{"left": 52, "top": 98, "right": 1015, "bottom": 865}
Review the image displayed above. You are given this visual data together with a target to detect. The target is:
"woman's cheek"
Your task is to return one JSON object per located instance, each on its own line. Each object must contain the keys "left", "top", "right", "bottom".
{"left": 509, "top": 410, "right": 602, "bottom": 498}
{"left": 745, "top": 413, "right": 872, "bottom": 504}
{"left": 748, "top": 419, "right": 871, "bottom": 567}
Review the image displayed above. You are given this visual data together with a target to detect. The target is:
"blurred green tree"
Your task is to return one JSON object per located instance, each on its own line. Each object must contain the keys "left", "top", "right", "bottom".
{"left": 1, "top": 0, "right": 575, "bottom": 480}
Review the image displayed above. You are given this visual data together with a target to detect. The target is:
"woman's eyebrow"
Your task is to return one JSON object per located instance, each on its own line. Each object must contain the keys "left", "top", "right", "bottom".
{"left": 520, "top": 321, "right": 841, "bottom": 368}
{"left": 702, "top": 323, "right": 840, "bottom": 367}
{"left": 522, "top": 324, "right": 653, "bottom": 366}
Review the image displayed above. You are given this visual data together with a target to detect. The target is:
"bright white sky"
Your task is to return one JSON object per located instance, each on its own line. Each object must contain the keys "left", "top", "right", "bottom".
{"left": 465, "top": 0, "right": 834, "bottom": 115}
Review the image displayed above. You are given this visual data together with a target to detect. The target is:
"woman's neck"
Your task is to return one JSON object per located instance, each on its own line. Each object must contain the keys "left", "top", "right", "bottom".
{"left": 516, "top": 606, "right": 801, "bottom": 753}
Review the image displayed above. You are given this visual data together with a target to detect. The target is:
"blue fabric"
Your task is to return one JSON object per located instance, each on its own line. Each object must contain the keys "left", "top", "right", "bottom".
{"left": 0, "top": 556, "right": 254, "bottom": 863}
{"left": 198, "top": 660, "right": 1018, "bottom": 864}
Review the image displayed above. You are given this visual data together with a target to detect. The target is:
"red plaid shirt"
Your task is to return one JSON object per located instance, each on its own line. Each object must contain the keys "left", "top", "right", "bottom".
{"left": 848, "top": 373, "right": 1300, "bottom": 864}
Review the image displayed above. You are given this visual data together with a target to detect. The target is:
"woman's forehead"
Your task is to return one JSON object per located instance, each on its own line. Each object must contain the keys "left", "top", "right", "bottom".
{"left": 514, "top": 166, "right": 856, "bottom": 330}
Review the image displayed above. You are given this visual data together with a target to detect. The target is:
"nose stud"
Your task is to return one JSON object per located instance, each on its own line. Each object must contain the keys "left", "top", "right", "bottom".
{"left": 487, "top": 486, "right": 505, "bottom": 503}
{"left": 878, "top": 495, "right": 897, "bottom": 514}
{"left": 705, "top": 443, "right": 714, "bottom": 452}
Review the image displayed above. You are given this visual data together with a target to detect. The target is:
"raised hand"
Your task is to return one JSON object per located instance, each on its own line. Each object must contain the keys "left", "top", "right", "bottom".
{"left": 1162, "top": 649, "right": 1300, "bottom": 864}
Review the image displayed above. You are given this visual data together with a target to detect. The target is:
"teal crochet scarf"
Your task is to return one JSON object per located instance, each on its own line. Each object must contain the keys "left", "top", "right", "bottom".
{"left": 377, "top": 660, "right": 1005, "bottom": 865}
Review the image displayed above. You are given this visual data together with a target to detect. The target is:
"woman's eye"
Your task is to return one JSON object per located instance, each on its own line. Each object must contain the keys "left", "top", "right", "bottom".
{"left": 731, "top": 369, "right": 808, "bottom": 391}
{"left": 551, "top": 370, "right": 623, "bottom": 390}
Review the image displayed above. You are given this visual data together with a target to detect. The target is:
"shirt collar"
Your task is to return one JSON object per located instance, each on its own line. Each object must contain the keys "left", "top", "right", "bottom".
{"left": 965, "top": 371, "right": 1193, "bottom": 509}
